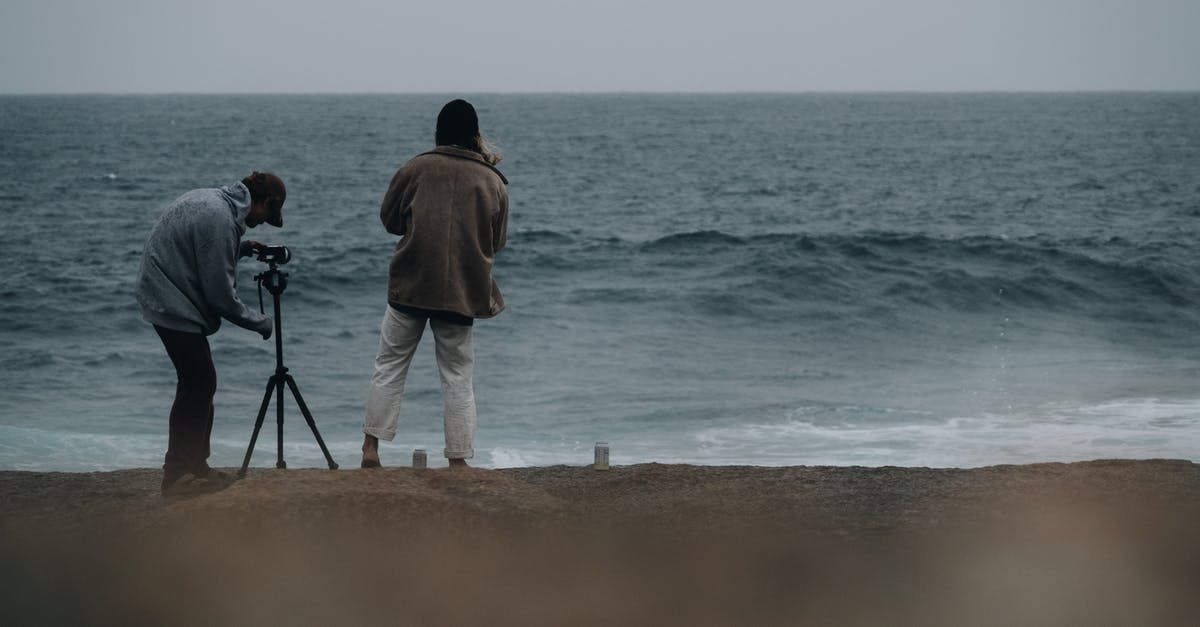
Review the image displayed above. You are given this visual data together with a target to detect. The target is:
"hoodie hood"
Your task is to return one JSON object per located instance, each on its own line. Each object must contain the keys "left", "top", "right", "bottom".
{"left": 220, "top": 182, "right": 254, "bottom": 235}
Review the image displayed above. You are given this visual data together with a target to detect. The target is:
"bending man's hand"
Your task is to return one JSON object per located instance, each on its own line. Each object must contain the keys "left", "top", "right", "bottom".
{"left": 240, "top": 240, "right": 266, "bottom": 258}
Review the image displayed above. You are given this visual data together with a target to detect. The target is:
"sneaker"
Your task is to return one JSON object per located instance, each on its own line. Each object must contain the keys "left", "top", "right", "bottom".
{"left": 162, "top": 469, "right": 234, "bottom": 497}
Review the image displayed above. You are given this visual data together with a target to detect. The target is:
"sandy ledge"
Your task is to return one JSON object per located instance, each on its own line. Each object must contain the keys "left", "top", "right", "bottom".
{"left": 3, "top": 460, "right": 1200, "bottom": 626}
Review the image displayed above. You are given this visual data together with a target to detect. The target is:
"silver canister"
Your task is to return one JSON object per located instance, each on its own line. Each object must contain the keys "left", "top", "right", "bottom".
{"left": 594, "top": 442, "right": 610, "bottom": 470}
{"left": 412, "top": 448, "right": 427, "bottom": 468}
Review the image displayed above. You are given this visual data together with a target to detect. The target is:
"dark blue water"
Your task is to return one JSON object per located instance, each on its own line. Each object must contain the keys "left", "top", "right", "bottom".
{"left": 2, "top": 93, "right": 1199, "bottom": 470}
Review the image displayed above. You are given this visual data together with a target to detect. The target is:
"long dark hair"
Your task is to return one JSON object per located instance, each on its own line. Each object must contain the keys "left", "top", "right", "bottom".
{"left": 435, "top": 99, "right": 501, "bottom": 165}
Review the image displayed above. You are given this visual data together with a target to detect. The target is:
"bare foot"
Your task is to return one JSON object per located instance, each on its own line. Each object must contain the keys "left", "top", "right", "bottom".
{"left": 448, "top": 458, "right": 469, "bottom": 468}
{"left": 361, "top": 434, "right": 381, "bottom": 468}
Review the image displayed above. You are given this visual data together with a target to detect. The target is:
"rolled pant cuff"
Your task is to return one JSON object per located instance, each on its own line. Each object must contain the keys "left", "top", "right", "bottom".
{"left": 444, "top": 449, "right": 474, "bottom": 460}
{"left": 363, "top": 426, "right": 396, "bottom": 441}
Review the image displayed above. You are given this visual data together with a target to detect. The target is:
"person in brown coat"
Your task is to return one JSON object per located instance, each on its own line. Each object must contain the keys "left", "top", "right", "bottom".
{"left": 361, "top": 99, "right": 509, "bottom": 468}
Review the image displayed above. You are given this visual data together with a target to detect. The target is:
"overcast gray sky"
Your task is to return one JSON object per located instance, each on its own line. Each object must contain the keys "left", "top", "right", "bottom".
{"left": 1, "top": 0, "right": 1197, "bottom": 93}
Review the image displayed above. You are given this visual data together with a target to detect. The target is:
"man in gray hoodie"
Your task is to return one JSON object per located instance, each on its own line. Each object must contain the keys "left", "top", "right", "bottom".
{"left": 136, "top": 171, "right": 285, "bottom": 495}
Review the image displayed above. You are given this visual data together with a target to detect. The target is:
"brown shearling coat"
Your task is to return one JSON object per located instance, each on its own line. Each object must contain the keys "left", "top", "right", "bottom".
{"left": 380, "top": 145, "right": 509, "bottom": 318}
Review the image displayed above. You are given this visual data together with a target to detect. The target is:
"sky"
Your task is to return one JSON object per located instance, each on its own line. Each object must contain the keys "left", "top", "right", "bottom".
{"left": 1, "top": 0, "right": 1197, "bottom": 93}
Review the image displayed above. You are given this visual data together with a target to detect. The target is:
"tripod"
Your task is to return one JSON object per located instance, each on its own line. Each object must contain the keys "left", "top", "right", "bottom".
{"left": 238, "top": 260, "right": 338, "bottom": 477}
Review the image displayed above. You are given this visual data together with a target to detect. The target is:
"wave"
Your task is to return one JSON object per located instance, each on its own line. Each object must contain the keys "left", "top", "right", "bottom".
{"left": 512, "top": 229, "right": 578, "bottom": 245}
{"left": 7, "top": 222, "right": 1194, "bottom": 342}
{"left": 638, "top": 230, "right": 746, "bottom": 251}
{"left": 494, "top": 229, "right": 1200, "bottom": 329}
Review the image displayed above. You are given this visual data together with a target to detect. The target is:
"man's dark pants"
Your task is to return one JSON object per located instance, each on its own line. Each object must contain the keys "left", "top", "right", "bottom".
{"left": 154, "top": 325, "right": 216, "bottom": 489}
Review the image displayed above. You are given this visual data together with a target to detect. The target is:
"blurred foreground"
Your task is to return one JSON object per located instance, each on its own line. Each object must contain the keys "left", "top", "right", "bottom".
{"left": 3, "top": 461, "right": 1199, "bottom": 626}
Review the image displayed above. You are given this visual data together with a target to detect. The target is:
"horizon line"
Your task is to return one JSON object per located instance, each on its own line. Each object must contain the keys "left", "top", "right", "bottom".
{"left": 2, "top": 88, "right": 1199, "bottom": 97}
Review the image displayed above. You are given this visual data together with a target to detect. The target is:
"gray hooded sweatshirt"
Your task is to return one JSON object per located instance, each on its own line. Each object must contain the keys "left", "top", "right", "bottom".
{"left": 136, "top": 182, "right": 272, "bottom": 336}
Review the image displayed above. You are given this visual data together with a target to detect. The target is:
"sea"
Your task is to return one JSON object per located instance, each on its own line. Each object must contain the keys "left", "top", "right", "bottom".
{"left": 2, "top": 93, "right": 1199, "bottom": 471}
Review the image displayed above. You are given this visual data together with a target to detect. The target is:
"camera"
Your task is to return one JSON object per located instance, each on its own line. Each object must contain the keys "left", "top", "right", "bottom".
{"left": 256, "top": 245, "right": 291, "bottom": 265}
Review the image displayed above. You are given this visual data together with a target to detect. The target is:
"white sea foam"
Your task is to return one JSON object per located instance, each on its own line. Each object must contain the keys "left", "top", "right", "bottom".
{"left": 686, "top": 398, "right": 1200, "bottom": 468}
{"left": 487, "top": 447, "right": 536, "bottom": 468}
{"left": 2, "top": 397, "right": 1196, "bottom": 472}
{"left": 0, "top": 424, "right": 163, "bottom": 472}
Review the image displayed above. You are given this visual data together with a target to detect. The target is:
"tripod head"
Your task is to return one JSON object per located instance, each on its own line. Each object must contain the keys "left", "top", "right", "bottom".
{"left": 255, "top": 264, "right": 289, "bottom": 296}
{"left": 253, "top": 244, "right": 291, "bottom": 301}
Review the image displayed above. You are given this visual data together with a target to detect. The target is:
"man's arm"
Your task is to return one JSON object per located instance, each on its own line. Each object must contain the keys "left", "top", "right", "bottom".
{"left": 198, "top": 231, "right": 273, "bottom": 339}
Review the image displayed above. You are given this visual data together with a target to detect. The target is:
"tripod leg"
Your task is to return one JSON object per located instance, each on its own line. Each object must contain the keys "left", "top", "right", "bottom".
{"left": 240, "top": 375, "right": 279, "bottom": 477}
{"left": 285, "top": 375, "right": 340, "bottom": 470}
{"left": 276, "top": 374, "right": 286, "bottom": 469}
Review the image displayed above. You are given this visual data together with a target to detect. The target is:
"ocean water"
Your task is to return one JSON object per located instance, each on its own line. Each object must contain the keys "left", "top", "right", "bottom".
{"left": 1, "top": 93, "right": 1199, "bottom": 471}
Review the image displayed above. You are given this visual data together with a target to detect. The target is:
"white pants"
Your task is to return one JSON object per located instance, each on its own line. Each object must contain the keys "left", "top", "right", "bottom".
{"left": 363, "top": 306, "right": 476, "bottom": 459}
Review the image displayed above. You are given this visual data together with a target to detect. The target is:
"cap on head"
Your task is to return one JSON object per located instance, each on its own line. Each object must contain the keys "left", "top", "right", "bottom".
{"left": 242, "top": 171, "right": 286, "bottom": 227}
{"left": 435, "top": 99, "right": 480, "bottom": 148}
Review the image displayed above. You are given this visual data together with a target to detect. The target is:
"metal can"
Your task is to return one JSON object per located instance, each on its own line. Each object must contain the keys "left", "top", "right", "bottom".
{"left": 594, "top": 442, "right": 609, "bottom": 470}
{"left": 412, "top": 448, "right": 427, "bottom": 468}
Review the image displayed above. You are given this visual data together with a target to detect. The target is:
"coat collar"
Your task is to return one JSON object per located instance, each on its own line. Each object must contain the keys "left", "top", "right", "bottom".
{"left": 422, "top": 145, "right": 508, "bottom": 185}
